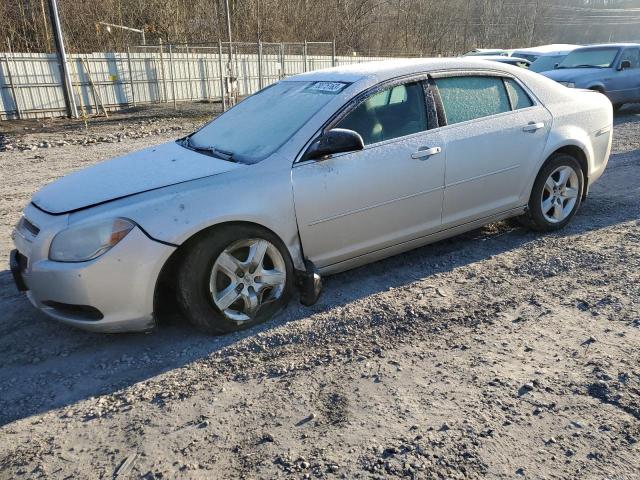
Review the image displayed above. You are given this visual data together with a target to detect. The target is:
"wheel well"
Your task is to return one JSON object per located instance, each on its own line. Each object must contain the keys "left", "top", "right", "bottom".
{"left": 548, "top": 145, "right": 589, "bottom": 198}
{"left": 589, "top": 86, "right": 604, "bottom": 93}
{"left": 152, "top": 221, "right": 291, "bottom": 323}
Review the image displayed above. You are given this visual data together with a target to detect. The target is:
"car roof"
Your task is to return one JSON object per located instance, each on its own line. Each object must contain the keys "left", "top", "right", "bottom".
{"left": 578, "top": 43, "right": 640, "bottom": 49}
{"left": 474, "top": 55, "right": 530, "bottom": 62}
{"left": 465, "top": 48, "right": 512, "bottom": 55}
{"left": 287, "top": 57, "right": 516, "bottom": 84}
{"left": 534, "top": 51, "right": 573, "bottom": 58}
{"left": 513, "top": 44, "right": 582, "bottom": 54}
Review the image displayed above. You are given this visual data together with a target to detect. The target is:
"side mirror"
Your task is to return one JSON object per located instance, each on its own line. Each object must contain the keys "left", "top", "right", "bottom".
{"left": 305, "top": 128, "right": 364, "bottom": 161}
{"left": 618, "top": 60, "right": 632, "bottom": 71}
{"left": 554, "top": 63, "right": 559, "bottom": 69}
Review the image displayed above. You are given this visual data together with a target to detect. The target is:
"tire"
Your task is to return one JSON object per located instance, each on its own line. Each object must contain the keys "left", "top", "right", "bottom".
{"left": 524, "top": 154, "right": 584, "bottom": 232}
{"left": 176, "top": 225, "right": 294, "bottom": 335}
{"left": 613, "top": 103, "right": 624, "bottom": 113}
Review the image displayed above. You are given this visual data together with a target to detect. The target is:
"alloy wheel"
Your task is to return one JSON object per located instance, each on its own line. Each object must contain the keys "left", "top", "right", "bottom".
{"left": 540, "top": 166, "right": 579, "bottom": 224}
{"left": 209, "top": 238, "right": 287, "bottom": 323}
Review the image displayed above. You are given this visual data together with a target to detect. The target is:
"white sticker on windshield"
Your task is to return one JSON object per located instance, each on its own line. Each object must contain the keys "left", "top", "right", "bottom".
{"left": 308, "top": 81, "right": 348, "bottom": 94}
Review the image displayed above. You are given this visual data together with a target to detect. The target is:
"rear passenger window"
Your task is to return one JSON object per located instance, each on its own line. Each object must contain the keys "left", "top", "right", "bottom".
{"left": 434, "top": 76, "right": 510, "bottom": 125}
{"left": 335, "top": 82, "right": 427, "bottom": 145}
{"left": 504, "top": 78, "right": 534, "bottom": 110}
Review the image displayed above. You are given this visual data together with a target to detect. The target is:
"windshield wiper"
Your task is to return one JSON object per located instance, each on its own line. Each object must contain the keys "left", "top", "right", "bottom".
{"left": 559, "top": 64, "right": 603, "bottom": 69}
{"left": 180, "top": 137, "right": 238, "bottom": 162}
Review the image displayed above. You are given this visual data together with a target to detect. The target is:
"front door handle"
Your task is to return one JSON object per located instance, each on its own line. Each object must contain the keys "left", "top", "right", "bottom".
{"left": 523, "top": 122, "right": 545, "bottom": 132}
{"left": 411, "top": 146, "right": 442, "bottom": 160}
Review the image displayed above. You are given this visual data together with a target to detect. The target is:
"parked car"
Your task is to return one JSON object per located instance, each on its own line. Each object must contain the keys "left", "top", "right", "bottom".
{"left": 10, "top": 58, "right": 613, "bottom": 334}
{"left": 542, "top": 43, "right": 640, "bottom": 112}
{"left": 464, "top": 48, "right": 512, "bottom": 57}
{"left": 529, "top": 47, "right": 580, "bottom": 73}
{"left": 512, "top": 44, "right": 582, "bottom": 63}
{"left": 474, "top": 55, "right": 531, "bottom": 68}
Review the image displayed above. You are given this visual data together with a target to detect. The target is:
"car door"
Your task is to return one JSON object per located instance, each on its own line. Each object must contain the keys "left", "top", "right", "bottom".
{"left": 431, "top": 73, "right": 552, "bottom": 227}
{"left": 609, "top": 47, "right": 640, "bottom": 103}
{"left": 291, "top": 79, "right": 445, "bottom": 269}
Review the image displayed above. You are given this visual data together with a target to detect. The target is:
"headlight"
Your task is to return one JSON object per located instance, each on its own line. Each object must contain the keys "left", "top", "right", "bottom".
{"left": 49, "top": 218, "right": 135, "bottom": 262}
{"left": 560, "top": 82, "right": 576, "bottom": 88}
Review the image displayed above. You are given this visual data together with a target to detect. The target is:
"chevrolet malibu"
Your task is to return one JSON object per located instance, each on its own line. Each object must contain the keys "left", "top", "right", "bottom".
{"left": 10, "top": 58, "right": 613, "bottom": 334}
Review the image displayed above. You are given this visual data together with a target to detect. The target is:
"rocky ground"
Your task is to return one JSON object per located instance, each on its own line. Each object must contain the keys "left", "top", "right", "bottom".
{"left": 0, "top": 104, "right": 638, "bottom": 479}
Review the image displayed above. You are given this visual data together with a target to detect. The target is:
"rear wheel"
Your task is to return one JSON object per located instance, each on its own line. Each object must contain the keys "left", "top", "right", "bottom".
{"left": 176, "top": 225, "right": 294, "bottom": 334}
{"left": 522, "top": 154, "right": 584, "bottom": 232}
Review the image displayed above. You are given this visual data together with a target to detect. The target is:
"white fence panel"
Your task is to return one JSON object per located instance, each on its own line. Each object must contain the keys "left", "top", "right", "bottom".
{"left": 0, "top": 48, "right": 416, "bottom": 120}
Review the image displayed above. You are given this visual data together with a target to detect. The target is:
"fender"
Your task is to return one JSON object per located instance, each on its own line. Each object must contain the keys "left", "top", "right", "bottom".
{"left": 520, "top": 123, "right": 593, "bottom": 202}
{"left": 67, "top": 159, "right": 309, "bottom": 272}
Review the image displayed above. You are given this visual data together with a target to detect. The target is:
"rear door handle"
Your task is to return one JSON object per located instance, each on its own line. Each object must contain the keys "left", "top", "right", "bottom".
{"left": 412, "top": 146, "right": 442, "bottom": 160}
{"left": 523, "top": 122, "right": 545, "bottom": 132}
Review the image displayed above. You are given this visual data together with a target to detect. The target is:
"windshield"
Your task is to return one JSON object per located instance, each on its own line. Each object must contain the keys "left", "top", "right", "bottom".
{"left": 558, "top": 48, "right": 619, "bottom": 69}
{"left": 187, "top": 80, "right": 349, "bottom": 163}
{"left": 514, "top": 53, "right": 539, "bottom": 63}
{"left": 530, "top": 54, "right": 565, "bottom": 73}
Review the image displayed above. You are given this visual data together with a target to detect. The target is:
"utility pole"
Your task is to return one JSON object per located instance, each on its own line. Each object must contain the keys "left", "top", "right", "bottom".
{"left": 463, "top": 0, "right": 472, "bottom": 53}
{"left": 40, "top": 0, "right": 51, "bottom": 51}
{"left": 223, "top": 0, "right": 233, "bottom": 65}
{"left": 48, "top": 0, "right": 77, "bottom": 118}
{"left": 529, "top": 0, "right": 541, "bottom": 46}
{"left": 222, "top": 0, "right": 236, "bottom": 106}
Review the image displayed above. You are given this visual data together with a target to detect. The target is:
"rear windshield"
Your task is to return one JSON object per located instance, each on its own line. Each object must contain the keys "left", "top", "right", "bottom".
{"left": 558, "top": 48, "right": 619, "bottom": 69}
{"left": 513, "top": 53, "right": 539, "bottom": 63}
{"left": 530, "top": 55, "right": 565, "bottom": 73}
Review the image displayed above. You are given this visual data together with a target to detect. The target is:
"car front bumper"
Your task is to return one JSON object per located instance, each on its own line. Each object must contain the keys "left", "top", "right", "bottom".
{"left": 10, "top": 208, "right": 176, "bottom": 333}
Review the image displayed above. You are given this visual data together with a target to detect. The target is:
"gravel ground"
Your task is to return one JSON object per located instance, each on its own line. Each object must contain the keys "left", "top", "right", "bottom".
{"left": 0, "top": 104, "right": 638, "bottom": 479}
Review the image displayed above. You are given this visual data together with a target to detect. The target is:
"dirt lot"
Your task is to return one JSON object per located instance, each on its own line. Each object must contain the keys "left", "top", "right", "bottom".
{"left": 0, "top": 104, "right": 639, "bottom": 479}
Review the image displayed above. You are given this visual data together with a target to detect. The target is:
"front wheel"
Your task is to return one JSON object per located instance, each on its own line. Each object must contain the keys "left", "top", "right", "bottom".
{"left": 524, "top": 154, "right": 584, "bottom": 232}
{"left": 176, "top": 225, "right": 294, "bottom": 335}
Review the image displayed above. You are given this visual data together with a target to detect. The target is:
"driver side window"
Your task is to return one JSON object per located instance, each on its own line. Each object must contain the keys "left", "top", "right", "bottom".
{"left": 620, "top": 48, "right": 640, "bottom": 68}
{"left": 335, "top": 82, "right": 428, "bottom": 145}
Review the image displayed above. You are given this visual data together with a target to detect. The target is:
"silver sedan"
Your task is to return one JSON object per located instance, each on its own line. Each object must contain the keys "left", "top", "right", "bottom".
{"left": 10, "top": 58, "right": 613, "bottom": 333}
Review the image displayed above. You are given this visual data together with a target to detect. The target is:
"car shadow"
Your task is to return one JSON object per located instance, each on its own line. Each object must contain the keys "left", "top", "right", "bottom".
{"left": 0, "top": 146, "right": 638, "bottom": 427}
{"left": 614, "top": 102, "right": 640, "bottom": 121}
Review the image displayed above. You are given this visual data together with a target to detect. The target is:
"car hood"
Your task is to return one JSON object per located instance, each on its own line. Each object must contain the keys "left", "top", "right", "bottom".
{"left": 32, "top": 141, "right": 243, "bottom": 214}
{"left": 542, "top": 67, "right": 604, "bottom": 82}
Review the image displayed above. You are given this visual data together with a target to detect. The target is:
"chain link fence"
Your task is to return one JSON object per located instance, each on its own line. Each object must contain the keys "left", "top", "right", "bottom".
{"left": 0, "top": 41, "right": 419, "bottom": 120}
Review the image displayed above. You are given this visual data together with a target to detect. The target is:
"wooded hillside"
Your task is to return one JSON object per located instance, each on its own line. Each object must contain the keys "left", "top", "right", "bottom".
{"left": 3, "top": 0, "right": 640, "bottom": 54}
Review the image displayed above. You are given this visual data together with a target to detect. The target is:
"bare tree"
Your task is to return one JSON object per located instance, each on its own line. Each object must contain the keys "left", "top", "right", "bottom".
{"left": 2, "top": 0, "right": 640, "bottom": 53}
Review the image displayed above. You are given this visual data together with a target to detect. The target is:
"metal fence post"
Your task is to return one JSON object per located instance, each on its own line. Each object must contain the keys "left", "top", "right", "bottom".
{"left": 82, "top": 56, "right": 99, "bottom": 115}
{"left": 278, "top": 43, "right": 285, "bottom": 79}
{"left": 218, "top": 40, "right": 226, "bottom": 111}
{"left": 3, "top": 54, "right": 22, "bottom": 119}
{"left": 203, "top": 51, "right": 212, "bottom": 100}
{"left": 332, "top": 39, "right": 337, "bottom": 67}
{"left": 303, "top": 40, "right": 308, "bottom": 72}
{"left": 126, "top": 47, "right": 136, "bottom": 107}
{"left": 168, "top": 43, "right": 177, "bottom": 109}
{"left": 280, "top": 42, "right": 285, "bottom": 79}
{"left": 159, "top": 38, "right": 168, "bottom": 102}
{"left": 185, "top": 44, "right": 194, "bottom": 100}
{"left": 257, "top": 40, "right": 263, "bottom": 90}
